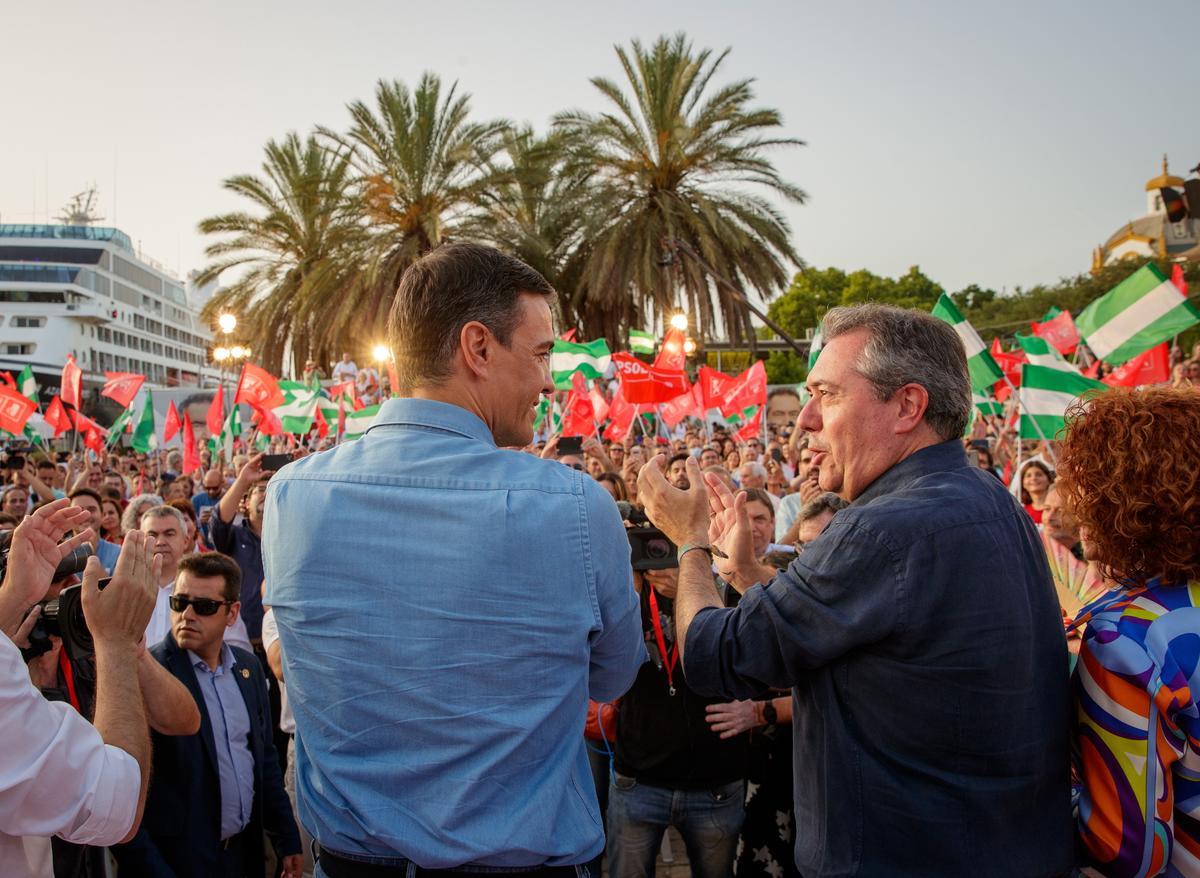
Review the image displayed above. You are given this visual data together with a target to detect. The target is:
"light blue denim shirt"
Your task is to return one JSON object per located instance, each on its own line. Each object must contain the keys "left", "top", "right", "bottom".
{"left": 263, "top": 398, "right": 645, "bottom": 869}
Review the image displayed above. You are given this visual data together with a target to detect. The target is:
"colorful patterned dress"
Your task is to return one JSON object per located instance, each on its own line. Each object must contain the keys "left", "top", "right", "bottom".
{"left": 1074, "top": 579, "right": 1200, "bottom": 877}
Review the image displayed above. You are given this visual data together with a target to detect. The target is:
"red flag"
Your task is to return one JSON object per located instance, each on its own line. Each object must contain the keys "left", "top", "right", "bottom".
{"left": 602, "top": 385, "right": 638, "bottom": 442}
{"left": 251, "top": 406, "right": 283, "bottom": 436}
{"left": 83, "top": 427, "right": 106, "bottom": 455}
{"left": 1102, "top": 343, "right": 1170, "bottom": 387}
{"left": 559, "top": 328, "right": 578, "bottom": 343}
{"left": 0, "top": 372, "right": 14, "bottom": 390}
{"left": 561, "top": 373, "right": 598, "bottom": 438}
{"left": 697, "top": 365, "right": 736, "bottom": 412}
{"left": 386, "top": 360, "right": 400, "bottom": 399}
{"left": 61, "top": 355, "right": 82, "bottom": 409}
{"left": 315, "top": 404, "right": 330, "bottom": 439}
{"left": 72, "top": 409, "right": 104, "bottom": 435}
{"left": 654, "top": 327, "right": 688, "bottom": 373}
{"left": 43, "top": 395, "right": 72, "bottom": 437}
{"left": 206, "top": 389, "right": 225, "bottom": 438}
{"left": 234, "top": 363, "right": 285, "bottom": 413}
{"left": 721, "top": 361, "right": 767, "bottom": 417}
{"left": 733, "top": 407, "right": 764, "bottom": 442}
{"left": 1172, "top": 263, "right": 1188, "bottom": 296}
{"left": 100, "top": 371, "right": 146, "bottom": 408}
{"left": 611, "top": 352, "right": 689, "bottom": 404}
{"left": 588, "top": 382, "right": 610, "bottom": 423}
{"left": 0, "top": 386, "right": 37, "bottom": 434}
{"left": 990, "top": 338, "right": 1025, "bottom": 387}
{"left": 181, "top": 413, "right": 201, "bottom": 475}
{"left": 329, "top": 380, "right": 356, "bottom": 404}
{"left": 660, "top": 381, "right": 702, "bottom": 427}
{"left": 163, "top": 401, "right": 182, "bottom": 442}
{"left": 1030, "top": 310, "right": 1080, "bottom": 356}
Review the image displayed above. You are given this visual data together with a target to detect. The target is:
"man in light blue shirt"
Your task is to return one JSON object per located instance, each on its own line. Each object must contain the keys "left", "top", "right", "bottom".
{"left": 264, "top": 243, "right": 645, "bottom": 877}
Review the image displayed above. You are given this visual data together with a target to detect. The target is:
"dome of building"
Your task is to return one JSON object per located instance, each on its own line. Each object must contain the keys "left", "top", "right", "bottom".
{"left": 1144, "top": 154, "right": 1185, "bottom": 192}
{"left": 1091, "top": 155, "right": 1200, "bottom": 272}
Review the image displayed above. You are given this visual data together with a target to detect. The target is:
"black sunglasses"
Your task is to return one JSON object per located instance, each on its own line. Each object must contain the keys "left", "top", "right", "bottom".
{"left": 169, "top": 595, "right": 231, "bottom": 616}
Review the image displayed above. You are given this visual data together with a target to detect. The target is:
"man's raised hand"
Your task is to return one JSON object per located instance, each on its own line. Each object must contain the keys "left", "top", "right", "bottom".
{"left": 1, "top": 498, "right": 93, "bottom": 607}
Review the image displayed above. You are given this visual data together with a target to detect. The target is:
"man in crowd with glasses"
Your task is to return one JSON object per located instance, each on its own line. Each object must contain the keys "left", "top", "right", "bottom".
{"left": 113, "top": 552, "right": 302, "bottom": 878}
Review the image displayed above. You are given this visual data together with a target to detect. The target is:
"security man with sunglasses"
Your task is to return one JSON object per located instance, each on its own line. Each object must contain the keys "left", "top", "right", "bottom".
{"left": 113, "top": 551, "right": 302, "bottom": 878}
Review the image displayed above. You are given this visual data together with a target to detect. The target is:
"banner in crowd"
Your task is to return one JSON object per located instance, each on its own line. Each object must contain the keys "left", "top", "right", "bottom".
{"left": 628, "top": 329, "right": 656, "bottom": 355}
{"left": 1075, "top": 263, "right": 1200, "bottom": 365}
{"left": 550, "top": 339, "right": 611, "bottom": 390}
{"left": 1030, "top": 308, "right": 1080, "bottom": 356}
{"left": 1014, "top": 334, "right": 1079, "bottom": 375}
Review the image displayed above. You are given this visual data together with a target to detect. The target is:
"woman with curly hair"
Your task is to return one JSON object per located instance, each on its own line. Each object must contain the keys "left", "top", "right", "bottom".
{"left": 1058, "top": 387, "right": 1200, "bottom": 877}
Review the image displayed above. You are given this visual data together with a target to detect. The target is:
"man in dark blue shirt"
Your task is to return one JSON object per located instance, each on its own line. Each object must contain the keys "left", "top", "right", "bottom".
{"left": 639, "top": 304, "right": 1073, "bottom": 877}
{"left": 210, "top": 457, "right": 268, "bottom": 642}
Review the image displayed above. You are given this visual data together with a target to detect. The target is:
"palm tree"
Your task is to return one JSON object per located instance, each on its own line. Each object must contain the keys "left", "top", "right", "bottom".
{"left": 196, "top": 133, "right": 365, "bottom": 375}
{"left": 466, "top": 126, "right": 610, "bottom": 333}
{"left": 555, "top": 33, "right": 806, "bottom": 345}
{"left": 323, "top": 73, "right": 509, "bottom": 330}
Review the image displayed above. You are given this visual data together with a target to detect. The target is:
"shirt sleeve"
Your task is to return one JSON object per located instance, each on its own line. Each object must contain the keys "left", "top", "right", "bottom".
{"left": 0, "top": 635, "right": 140, "bottom": 845}
{"left": 684, "top": 515, "right": 901, "bottom": 699}
{"left": 582, "top": 481, "right": 647, "bottom": 702}
{"left": 209, "top": 506, "right": 235, "bottom": 553}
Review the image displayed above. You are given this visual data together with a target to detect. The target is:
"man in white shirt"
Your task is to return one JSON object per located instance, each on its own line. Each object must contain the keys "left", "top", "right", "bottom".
{"left": 330, "top": 352, "right": 358, "bottom": 383}
{"left": 141, "top": 505, "right": 251, "bottom": 652}
{"left": 0, "top": 499, "right": 160, "bottom": 878}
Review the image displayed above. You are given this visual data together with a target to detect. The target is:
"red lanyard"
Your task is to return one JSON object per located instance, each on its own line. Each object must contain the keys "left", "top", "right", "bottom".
{"left": 58, "top": 649, "right": 81, "bottom": 712}
{"left": 647, "top": 586, "right": 678, "bottom": 696}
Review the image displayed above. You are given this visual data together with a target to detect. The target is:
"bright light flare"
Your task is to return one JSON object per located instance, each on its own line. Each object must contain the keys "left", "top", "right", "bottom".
{"left": 213, "top": 347, "right": 230, "bottom": 362}
{"left": 218, "top": 313, "right": 237, "bottom": 334}
{"left": 683, "top": 338, "right": 697, "bottom": 355}
{"left": 669, "top": 313, "right": 689, "bottom": 331}
{"left": 372, "top": 344, "right": 391, "bottom": 362}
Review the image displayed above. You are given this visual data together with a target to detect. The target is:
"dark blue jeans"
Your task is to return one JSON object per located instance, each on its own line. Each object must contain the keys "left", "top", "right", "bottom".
{"left": 606, "top": 773, "right": 744, "bottom": 878}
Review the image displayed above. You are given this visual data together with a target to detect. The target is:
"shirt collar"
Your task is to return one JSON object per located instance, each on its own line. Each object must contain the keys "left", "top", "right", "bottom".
{"left": 367, "top": 398, "right": 497, "bottom": 447}
{"left": 189, "top": 642, "right": 235, "bottom": 676}
{"left": 852, "top": 440, "right": 969, "bottom": 507}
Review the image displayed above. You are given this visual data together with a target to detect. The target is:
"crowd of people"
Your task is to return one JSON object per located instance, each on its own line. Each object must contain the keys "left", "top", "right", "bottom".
{"left": 0, "top": 241, "right": 1198, "bottom": 878}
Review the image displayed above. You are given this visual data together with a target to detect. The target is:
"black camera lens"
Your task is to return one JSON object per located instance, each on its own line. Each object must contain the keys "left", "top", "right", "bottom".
{"left": 645, "top": 539, "right": 671, "bottom": 560}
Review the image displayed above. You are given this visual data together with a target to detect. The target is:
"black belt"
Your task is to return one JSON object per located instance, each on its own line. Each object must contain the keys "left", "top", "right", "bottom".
{"left": 317, "top": 847, "right": 583, "bottom": 878}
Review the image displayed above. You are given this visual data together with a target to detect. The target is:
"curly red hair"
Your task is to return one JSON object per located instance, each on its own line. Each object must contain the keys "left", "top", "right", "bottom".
{"left": 1058, "top": 387, "right": 1200, "bottom": 586}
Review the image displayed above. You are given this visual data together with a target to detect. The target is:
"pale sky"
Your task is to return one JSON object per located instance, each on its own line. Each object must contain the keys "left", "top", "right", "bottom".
{"left": 3, "top": 0, "right": 1196, "bottom": 300}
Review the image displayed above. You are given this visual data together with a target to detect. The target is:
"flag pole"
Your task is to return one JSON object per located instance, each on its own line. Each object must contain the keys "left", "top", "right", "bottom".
{"left": 999, "top": 371, "right": 1057, "bottom": 466}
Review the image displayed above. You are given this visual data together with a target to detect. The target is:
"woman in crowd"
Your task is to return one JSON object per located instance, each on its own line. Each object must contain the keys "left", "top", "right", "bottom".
{"left": 1018, "top": 459, "right": 1054, "bottom": 524}
{"left": 1059, "top": 387, "right": 1200, "bottom": 877}
{"left": 100, "top": 497, "right": 123, "bottom": 543}
{"left": 167, "top": 498, "right": 208, "bottom": 553}
{"left": 595, "top": 472, "right": 629, "bottom": 504}
{"left": 120, "top": 492, "right": 163, "bottom": 538}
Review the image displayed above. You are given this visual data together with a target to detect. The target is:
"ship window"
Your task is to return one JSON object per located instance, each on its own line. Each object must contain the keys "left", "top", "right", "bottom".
{"left": 0, "top": 290, "right": 66, "bottom": 303}
{"left": 11, "top": 317, "right": 45, "bottom": 328}
{"left": 2, "top": 343, "right": 34, "bottom": 355}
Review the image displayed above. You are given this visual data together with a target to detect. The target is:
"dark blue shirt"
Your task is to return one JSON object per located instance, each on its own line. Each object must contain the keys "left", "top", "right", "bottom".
{"left": 686, "top": 441, "right": 1073, "bottom": 877}
{"left": 209, "top": 512, "right": 265, "bottom": 641}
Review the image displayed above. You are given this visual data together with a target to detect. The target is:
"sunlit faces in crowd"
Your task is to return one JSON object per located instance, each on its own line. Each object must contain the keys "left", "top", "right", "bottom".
{"left": 2, "top": 486, "right": 28, "bottom": 518}
{"left": 765, "top": 388, "right": 803, "bottom": 431}
{"left": 699, "top": 447, "right": 721, "bottom": 468}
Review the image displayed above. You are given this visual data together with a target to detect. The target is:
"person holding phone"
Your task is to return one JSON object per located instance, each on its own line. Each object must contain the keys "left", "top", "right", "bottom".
{"left": 210, "top": 454, "right": 273, "bottom": 648}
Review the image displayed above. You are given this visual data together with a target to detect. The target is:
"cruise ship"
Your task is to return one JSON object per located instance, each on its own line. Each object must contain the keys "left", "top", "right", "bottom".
{"left": 0, "top": 222, "right": 216, "bottom": 405}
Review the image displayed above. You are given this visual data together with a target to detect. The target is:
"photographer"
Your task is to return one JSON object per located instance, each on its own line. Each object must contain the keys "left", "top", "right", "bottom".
{"left": 0, "top": 500, "right": 160, "bottom": 877}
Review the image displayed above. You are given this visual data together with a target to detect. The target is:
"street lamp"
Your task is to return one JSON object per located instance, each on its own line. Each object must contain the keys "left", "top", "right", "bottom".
{"left": 218, "top": 313, "right": 237, "bottom": 335}
{"left": 669, "top": 312, "right": 689, "bottom": 332}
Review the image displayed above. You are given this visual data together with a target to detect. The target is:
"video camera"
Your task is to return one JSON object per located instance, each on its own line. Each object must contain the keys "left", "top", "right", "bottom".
{"left": 0, "top": 532, "right": 98, "bottom": 662}
{"left": 616, "top": 501, "right": 677, "bottom": 571}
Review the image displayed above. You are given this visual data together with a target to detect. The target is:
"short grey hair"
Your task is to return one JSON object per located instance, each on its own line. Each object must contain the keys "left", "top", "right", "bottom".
{"left": 739, "top": 462, "right": 769, "bottom": 481}
{"left": 121, "top": 494, "right": 163, "bottom": 534}
{"left": 800, "top": 492, "right": 849, "bottom": 522}
{"left": 821, "top": 304, "right": 971, "bottom": 440}
{"left": 140, "top": 504, "right": 189, "bottom": 533}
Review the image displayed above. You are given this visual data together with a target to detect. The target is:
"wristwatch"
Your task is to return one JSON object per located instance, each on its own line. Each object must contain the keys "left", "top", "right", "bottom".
{"left": 761, "top": 700, "right": 778, "bottom": 725}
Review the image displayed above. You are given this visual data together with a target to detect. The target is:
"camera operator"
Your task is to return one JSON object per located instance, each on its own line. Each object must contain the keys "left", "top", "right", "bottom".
{"left": 0, "top": 500, "right": 160, "bottom": 877}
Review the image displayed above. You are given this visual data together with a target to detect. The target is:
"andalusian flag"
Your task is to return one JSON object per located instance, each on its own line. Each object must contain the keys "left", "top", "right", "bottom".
{"left": 1076, "top": 264, "right": 1200, "bottom": 365}
{"left": 629, "top": 329, "right": 656, "bottom": 355}
{"left": 1018, "top": 364, "right": 1107, "bottom": 440}
{"left": 808, "top": 320, "right": 824, "bottom": 371}
{"left": 931, "top": 294, "right": 1004, "bottom": 392}
{"left": 533, "top": 397, "right": 560, "bottom": 434}
{"left": 106, "top": 407, "right": 133, "bottom": 448}
{"left": 550, "top": 338, "right": 611, "bottom": 390}
{"left": 16, "top": 366, "right": 45, "bottom": 445}
{"left": 16, "top": 366, "right": 37, "bottom": 403}
{"left": 211, "top": 405, "right": 242, "bottom": 460}
{"left": 342, "top": 404, "right": 381, "bottom": 439}
{"left": 973, "top": 392, "right": 1004, "bottom": 417}
{"left": 273, "top": 381, "right": 320, "bottom": 434}
{"left": 131, "top": 392, "right": 158, "bottom": 454}
{"left": 1014, "top": 334, "right": 1078, "bottom": 374}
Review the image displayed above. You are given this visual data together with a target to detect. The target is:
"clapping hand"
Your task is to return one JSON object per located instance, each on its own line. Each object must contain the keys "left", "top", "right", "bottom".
{"left": 2, "top": 498, "right": 93, "bottom": 608}
{"left": 81, "top": 531, "right": 161, "bottom": 649}
{"left": 703, "top": 468, "right": 759, "bottom": 587}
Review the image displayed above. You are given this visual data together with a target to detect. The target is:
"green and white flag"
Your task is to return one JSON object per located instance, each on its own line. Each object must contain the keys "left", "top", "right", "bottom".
{"left": 931, "top": 293, "right": 1004, "bottom": 392}
{"left": 550, "top": 338, "right": 611, "bottom": 390}
{"left": 211, "top": 405, "right": 241, "bottom": 460}
{"left": 131, "top": 392, "right": 157, "bottom": 454}
{"left": 533, "top": 397, "right": 560, "bottom": 434}
{"left": 1018, "top": 364, "right": 1107, "bottom": 441}
{"left": 273, "top": 380, "right": 320, "bottom": 434}
{"left": 1014, "top": 334, "right": 1079, "bottom": 374}
{"left": 808, "top": 320, "right": 824, "bottom": 371}
{"left": 106, "top": 407, "right": 133, "bottom": 448}
{"left": 16, "top": 365, "right": 37, "bottom": 403}
{"left": 973, "top": 392, "right": 1004, "bottom": 417}
{"left": 629, "top": 329, "right": 656, "bottom": 355}
{"left": 1076, "top": 264, "right": 1200, "bottom": 365}
{"left": 342, "top": 403, "right": 381, "bottom": 439}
